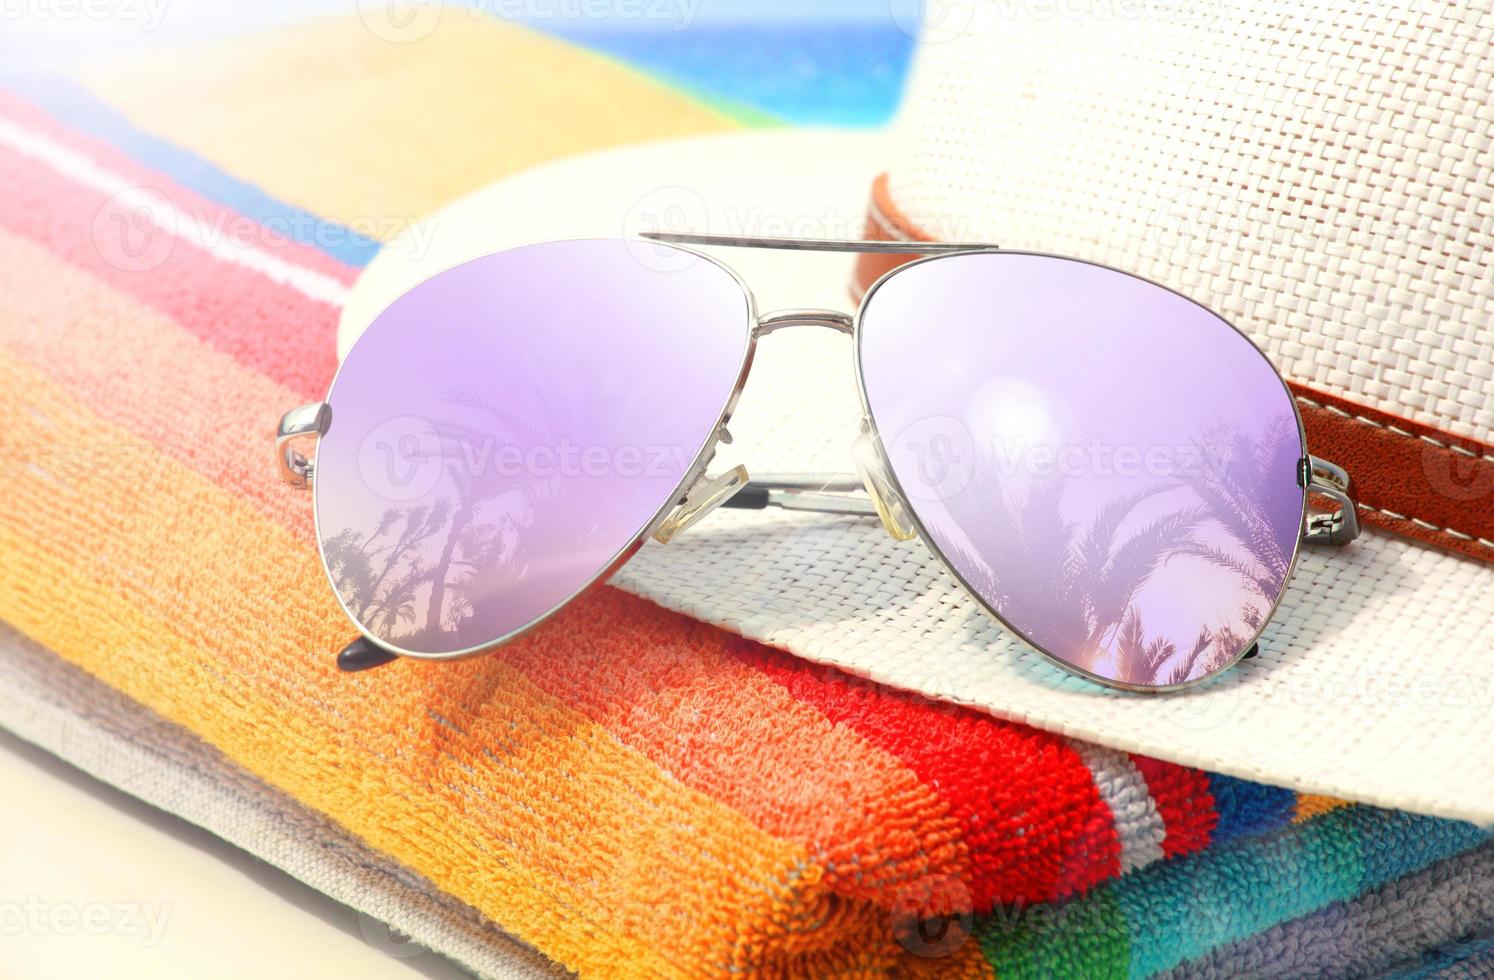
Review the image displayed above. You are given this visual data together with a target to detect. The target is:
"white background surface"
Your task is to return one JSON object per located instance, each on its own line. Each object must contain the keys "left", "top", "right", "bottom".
{"left": 0, "top": 732, "right": 470, "bottom": 979}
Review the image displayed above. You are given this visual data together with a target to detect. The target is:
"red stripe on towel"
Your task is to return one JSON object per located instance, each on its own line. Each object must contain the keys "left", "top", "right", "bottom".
{"left": 1130, "top": 754, "right": 1218, "bottom": 857}
{"left": 0, "top": 90, "right": 358, "bottom": 286}
{"left": 0, "top": 140, "right": 339, "bottom": 398}
{"left": 738, "top": 642, "right": 1123, "bottom": 907}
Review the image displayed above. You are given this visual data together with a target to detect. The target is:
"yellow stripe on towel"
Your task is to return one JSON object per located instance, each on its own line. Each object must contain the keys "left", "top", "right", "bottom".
{"left": 76, "top": 14, "right": 744, "bottom": 233}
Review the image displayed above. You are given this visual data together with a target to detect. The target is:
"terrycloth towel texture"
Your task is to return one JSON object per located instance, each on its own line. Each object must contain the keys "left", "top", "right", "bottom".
{"left": 3, "top": 624, "right": 1492, "bottom": 980}
{"left": 1383, "top": 931, "right": 1494, "bottom": 979}
{"left": 0, "top": 623, "right": 561, "bottom": 979}
{"left": 970, "top": 812, "right": 1491, "bottom": 978}
{"left": 0, "top": 15, "right": 1488, "bottom": 976}
{"left": 1159, "top": 840, "right": 1494, "bottom": 979}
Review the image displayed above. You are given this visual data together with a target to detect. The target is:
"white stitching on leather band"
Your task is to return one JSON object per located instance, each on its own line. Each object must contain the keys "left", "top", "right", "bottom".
{"left": 1354, "top": 502, "right": 1494, "bottom": 552}
{"left": 1295, "top": 395, "right": 1494, "bottom": 463}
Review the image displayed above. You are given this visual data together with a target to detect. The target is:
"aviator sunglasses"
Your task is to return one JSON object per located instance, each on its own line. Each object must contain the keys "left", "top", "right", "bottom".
{"left": 277, "top": 233, "right": 1359, "bottom": 692}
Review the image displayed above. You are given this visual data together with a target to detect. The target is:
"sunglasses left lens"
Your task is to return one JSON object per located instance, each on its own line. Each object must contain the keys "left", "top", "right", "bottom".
{"left": 314, "top": 239, "right": 750, "bottom": 656}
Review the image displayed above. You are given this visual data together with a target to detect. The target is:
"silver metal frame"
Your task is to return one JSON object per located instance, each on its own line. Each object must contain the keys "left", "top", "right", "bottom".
{"left": 642, "top": 232, "right": 997, "bottom": 255}
{"left": 278, "top": 232, "right": 1358, "bottom": 692}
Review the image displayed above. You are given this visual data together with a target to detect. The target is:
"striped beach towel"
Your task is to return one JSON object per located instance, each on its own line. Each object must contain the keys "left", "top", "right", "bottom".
{"left": 0, "top": 14, "right": 1489, "bottom": 977}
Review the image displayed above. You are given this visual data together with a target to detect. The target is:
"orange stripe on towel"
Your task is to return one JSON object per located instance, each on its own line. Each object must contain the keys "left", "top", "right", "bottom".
{"left": 0, "top": 360, "right": 918, "bottom": 976}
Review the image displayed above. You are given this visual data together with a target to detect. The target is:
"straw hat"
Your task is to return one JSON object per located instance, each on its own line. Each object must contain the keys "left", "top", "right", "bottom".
{"left": 348, "top": 2, "right": 1493, "bottom": 823}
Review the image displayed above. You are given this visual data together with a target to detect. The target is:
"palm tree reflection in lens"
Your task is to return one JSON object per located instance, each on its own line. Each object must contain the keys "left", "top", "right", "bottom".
{"left": 321, "top": 388, "right": 606, "bottom": 652}
{"left": 938, "top": 420, "right": 1298, "bottom": 687}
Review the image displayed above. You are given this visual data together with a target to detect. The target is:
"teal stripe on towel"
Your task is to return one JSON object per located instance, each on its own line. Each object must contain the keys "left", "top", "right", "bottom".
{"left": 1115, "top": 809, "right": 1362, "bottom": 978}
{"left": 975, "top": 806, "right": 1488, "bottom": 979}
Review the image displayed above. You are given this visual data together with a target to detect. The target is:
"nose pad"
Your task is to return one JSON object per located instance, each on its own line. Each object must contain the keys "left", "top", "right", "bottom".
{"left": 653, "top": 464, "right": 750, "bottom": 544}
{"left": 852, "top": 431, "right": 918, "bottom": 542}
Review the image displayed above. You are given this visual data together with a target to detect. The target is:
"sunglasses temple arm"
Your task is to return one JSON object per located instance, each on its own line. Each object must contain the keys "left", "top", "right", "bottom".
{"left": 720, "top": 474, "right": 878, "bottom": 517}
{"left": 336, "top": 636, "right": 400, "bottom": 672}
{"left": 727, "top": 459, "right": 1367, "bottom": 544}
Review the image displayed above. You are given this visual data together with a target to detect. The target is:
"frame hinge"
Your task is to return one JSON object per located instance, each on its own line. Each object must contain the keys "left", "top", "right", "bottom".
{"left": 1302, "top": 455, "right": 1360, "bottom": 546}
{"left": 276, "top": 402, "right": 330, "bottom": 488}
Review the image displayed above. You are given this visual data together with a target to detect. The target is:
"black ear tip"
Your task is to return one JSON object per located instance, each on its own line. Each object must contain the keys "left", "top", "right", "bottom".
{"left": 336, "top": 637, "right": 400, "bottom": 673}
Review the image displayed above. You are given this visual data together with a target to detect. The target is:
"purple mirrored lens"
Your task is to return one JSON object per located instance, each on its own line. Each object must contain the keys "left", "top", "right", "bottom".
{"left": 315, "top": 239, "right": 749, "bottom": 655}
{"left": 859, "top": 253, "right": 1305, "bottom": 688}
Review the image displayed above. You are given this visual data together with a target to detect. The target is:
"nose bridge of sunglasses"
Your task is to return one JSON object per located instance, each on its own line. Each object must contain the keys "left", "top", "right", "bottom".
{"left": 752, "top": 309, "right": 855, "bottom": 337}
{"left": 649, "top": 445, "right": 919, "bottom": 544}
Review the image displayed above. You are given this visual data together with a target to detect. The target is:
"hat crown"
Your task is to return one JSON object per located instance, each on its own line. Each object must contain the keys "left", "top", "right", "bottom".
{"left": 888, "top": 2, "right": 1493, "bottom": 443}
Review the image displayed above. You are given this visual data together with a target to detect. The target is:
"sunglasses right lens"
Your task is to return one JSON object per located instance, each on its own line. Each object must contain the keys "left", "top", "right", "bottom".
{"left": 858, "top": 252, "right": 1306, "bottom": 689}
